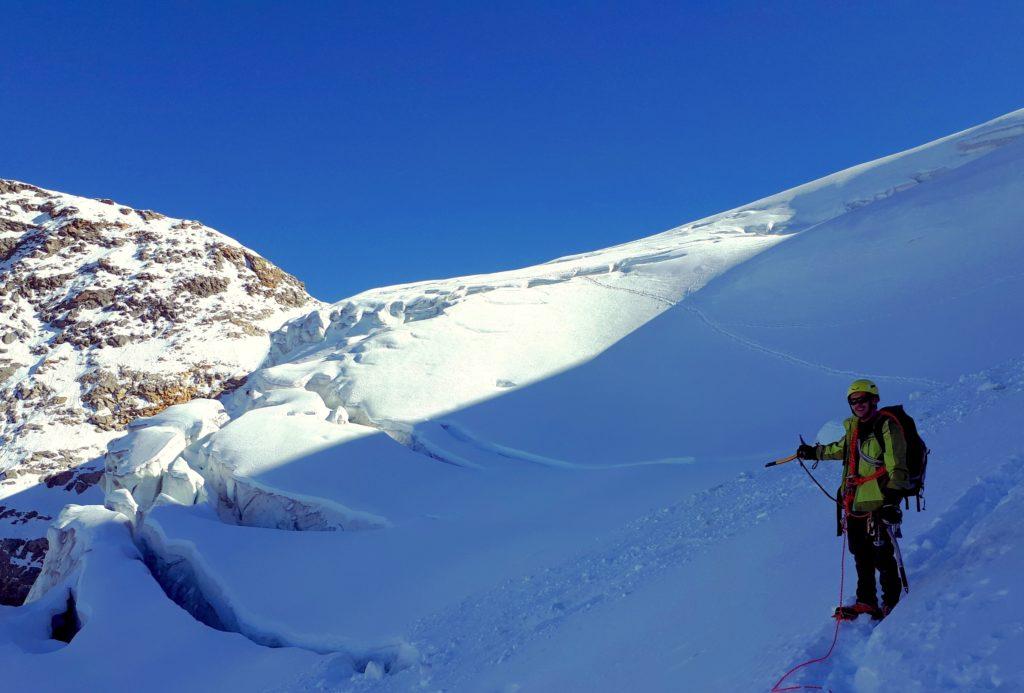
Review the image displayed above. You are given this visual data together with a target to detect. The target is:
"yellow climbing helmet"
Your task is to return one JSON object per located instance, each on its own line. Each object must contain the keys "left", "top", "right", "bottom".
{"left": 847, "top": 378, "right": 879, "bottom": 398}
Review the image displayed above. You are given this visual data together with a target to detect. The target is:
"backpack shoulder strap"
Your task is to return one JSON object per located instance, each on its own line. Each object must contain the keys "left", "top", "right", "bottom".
{"left": 873, "top": 409, "right": 903, "bottom": 455}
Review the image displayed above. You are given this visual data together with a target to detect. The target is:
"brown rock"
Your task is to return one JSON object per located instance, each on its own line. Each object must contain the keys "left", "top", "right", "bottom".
{"left": 0, "top": 362, "right": 19, "bottom": 381}
{"left": 67, "top": 288, "right": 117, "bottom": 311}
{"left": 44, "top": 470, "right": 74, "bottom": 488}
{"left": 39, "top": 203, "right": 80, "bottom": 219}
{"left": 0, "top": 179, "right": 45, "bottom": 196}
{"left": 136, "top": 209, "right": 165, "bottom": 222}
{"left": 0, "top": 537, "right": 48, "bottom": 606}
{"left": 177, "top": 275, "right": 230, "bottom": 298}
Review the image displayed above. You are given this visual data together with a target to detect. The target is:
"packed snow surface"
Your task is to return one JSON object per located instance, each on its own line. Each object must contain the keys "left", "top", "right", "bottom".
{"left": 2, "top": 108, "right": 1024, "bottom": 691}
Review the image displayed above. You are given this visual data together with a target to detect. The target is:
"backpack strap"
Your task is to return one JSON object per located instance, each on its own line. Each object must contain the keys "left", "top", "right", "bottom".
{"left": 873, "top": 410, "right": 904, "bottom": 456}
{"left": 874, "top": 409, "right": 915, "bottom": 500}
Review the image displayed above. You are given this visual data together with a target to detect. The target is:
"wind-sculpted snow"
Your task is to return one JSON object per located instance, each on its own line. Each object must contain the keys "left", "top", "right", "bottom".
{"left": 261, "top": 108, "right": 1024, "bottom": 436}
{"left": 280, "top": 355, "right": 1024, "bottom": 692}
{"left": 0, "top": 504, "right": 330, "bottom": 691}
{"left": 186, "top": 107, "right": 1024, "bottom": 689}
{"left": 103, "top": 399, "right": 226, "bottom": 510}
{"left": 137, "top": 506, "right": 417, "bottom": 673}
{"left": 258, "top": 229, "right": 769, "bottom": 429}
{"left": 190, "top": 389, "right": 390, "bottom": 531}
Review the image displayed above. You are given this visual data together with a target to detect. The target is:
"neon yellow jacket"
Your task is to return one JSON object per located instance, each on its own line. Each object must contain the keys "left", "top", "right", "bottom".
{"left": 815, "top": 414, "right": 910, "bottom": 512}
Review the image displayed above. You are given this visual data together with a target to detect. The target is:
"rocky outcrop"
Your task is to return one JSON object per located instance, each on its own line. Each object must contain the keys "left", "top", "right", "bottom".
{"left": 79, "top": 367, "right": 244, "bottom": 431}
{"left": 43, "top": 468, "right": 104, "bottom": 494}
{"left": 177, "top": 275, "right": 230, "bottom": 298}
{"left": 0, "top": 537, "right": 48, "bottom": 605}
{"left": 0, "top": 177, "right": 322, "bottom": 604}
{"left": 211, "top": 242, "right": 309, "bottom": 307}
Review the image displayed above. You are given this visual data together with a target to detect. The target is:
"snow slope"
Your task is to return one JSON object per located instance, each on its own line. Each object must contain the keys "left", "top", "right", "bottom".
{"left": 2, "top": 108, "right": 1023, "bottom": 692}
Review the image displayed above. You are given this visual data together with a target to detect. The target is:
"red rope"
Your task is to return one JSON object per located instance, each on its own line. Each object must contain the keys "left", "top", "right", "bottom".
{"left": 771, "top": 416, "right": 882, "bottom": 690}
{"left": 843, "top": 425, "right": 859, "bottom": 514}
{"left": 770, "top": 530, "right": 847, "bottom": 692}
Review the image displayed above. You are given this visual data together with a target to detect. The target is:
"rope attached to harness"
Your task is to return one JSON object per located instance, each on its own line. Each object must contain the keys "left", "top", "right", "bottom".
{"left": 770, "top": 417, "right": 887, "bottom": 691}
{"left": 770, "top": 530, "right": 847, "bottom": 692}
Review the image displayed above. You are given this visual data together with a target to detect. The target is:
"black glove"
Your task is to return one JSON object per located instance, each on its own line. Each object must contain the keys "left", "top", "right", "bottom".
{"left": 796, "top": 444, "right": 817, "bottom": 460}
{"left": 880, "top": 504, "right": 903, "bottom": 526}
{"left": 882, "top": 488, "right": 904, "bottom": 506}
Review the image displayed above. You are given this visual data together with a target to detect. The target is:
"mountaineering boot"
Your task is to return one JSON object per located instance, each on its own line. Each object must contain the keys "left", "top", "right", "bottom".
{"left": 833, "top": 602, "right": 882, "bottom": 621}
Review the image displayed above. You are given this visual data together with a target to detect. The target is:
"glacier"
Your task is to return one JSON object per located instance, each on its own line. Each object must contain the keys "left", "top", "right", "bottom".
{"left": 1, "top": 108, "right": 1023, "bottom": 691}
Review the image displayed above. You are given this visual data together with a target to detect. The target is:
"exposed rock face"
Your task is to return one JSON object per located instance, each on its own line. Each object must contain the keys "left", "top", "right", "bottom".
{"left": 0, "top": 537, "right": 48, "bottom": 606}
{"left": 79, "top": 366, "right": 245, "bottom": 431}
{"left": 0, "top": 178, "right": 322, "bottom": 604}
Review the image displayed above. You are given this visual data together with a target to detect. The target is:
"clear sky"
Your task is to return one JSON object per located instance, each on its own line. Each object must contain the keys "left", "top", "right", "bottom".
{"left": 3, "top": 1, "right": 1022, "bottom": 302}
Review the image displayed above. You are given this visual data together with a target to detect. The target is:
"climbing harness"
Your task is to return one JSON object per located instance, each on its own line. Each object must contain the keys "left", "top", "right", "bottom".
{"left": 767, "top": 424, "right": 906, "bottom": 691}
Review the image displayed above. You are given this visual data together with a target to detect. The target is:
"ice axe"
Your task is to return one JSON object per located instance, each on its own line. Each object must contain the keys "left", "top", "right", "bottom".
{"left": 764, "top": 435, "right": 810, "bottom": 468}
{"left": 764, "top": 453, "right": 799, "bottom": 468}
{"left": 886, "top": 523, "right": 911, "bottom": 594}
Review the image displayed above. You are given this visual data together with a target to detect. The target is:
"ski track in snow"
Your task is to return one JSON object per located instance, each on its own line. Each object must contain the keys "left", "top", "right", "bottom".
{"left": 430, "top": 421, "right": 696, "bottom": 470}
{"left": 581, "top": 274, "right": 943, "bottom": 390}
{"left": 682, "top": 302, "right": 944, "bottom": 389}
{"left": 581, "top": 275, "right": 677, "bottom": 308}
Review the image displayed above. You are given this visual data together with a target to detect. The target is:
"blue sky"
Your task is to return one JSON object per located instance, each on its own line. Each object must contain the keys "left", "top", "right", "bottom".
{"left": 3, "top": 1, "right": 1022, "bottom": 301}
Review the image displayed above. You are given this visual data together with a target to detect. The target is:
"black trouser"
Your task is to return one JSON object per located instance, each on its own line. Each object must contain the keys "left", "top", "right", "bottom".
{"left": 846, "top": 512, "right": 902, "bottom": 608}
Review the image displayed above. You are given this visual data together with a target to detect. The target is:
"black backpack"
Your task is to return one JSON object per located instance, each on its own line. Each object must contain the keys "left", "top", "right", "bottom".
{"left": 873, "top": 405, "right": 929, "bottom": 510}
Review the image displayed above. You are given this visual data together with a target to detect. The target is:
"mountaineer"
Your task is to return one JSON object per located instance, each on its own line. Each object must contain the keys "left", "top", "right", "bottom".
{"left": 796, "top": 379, "right": 919, "bottom": 620}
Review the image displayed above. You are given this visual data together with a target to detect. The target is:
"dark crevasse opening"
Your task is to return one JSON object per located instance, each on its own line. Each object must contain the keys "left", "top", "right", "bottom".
{"left": 135, "top": 527, "right": 414, "bottom": 678}
{"left": 137, "top": 535, "right": 232, "bottom": 634}
{"left": 50, "top": 591, "right": 80, "bottom": 643}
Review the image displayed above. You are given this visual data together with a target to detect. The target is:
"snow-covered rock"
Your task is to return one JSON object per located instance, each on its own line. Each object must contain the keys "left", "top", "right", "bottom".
{"left": 0, "top": 180, "right": 320, "bottom": 604}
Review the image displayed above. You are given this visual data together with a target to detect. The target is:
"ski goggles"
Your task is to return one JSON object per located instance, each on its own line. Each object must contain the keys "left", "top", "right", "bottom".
{"left": 848, "top": 395, "right": 874, "bottom": 406}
